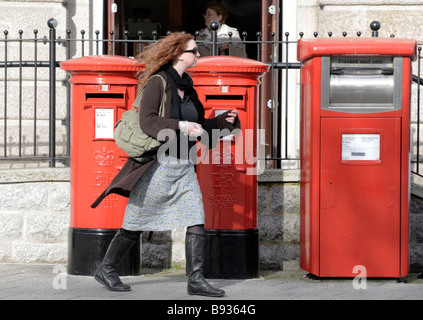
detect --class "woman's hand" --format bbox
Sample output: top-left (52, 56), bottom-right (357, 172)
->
top-left (225, 109), bottom-right (239, 124)
top-left (179, 121), bottom-right (204, 137)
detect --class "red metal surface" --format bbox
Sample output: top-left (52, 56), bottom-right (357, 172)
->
top-left (61, 56), bottom-right (144, 229)
top-left (298, 38), bottom-right (414, 277)
top-left (189, 57), bottom-right (269, 230)
top-left (297, 37), bottom-right (417, 62)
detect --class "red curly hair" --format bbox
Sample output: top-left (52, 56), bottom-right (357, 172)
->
top-left (136, 32), bottom-right (195, 90)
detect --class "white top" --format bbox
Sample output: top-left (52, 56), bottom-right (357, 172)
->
top-left (198, 24), bottom-right (241, 39)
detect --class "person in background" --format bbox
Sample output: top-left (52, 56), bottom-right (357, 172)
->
top-left (92, 32), bottom-right (240, 297)
top-left (197, 1), bottom-right (244, 57)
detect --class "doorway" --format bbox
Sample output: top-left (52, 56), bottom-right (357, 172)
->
top-left (106, 0), bottom-right (280, 164)
top-left (107, 0), bottom-right (263, 59)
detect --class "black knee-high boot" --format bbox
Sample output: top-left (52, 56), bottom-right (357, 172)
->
top-left (94, 229), bottom-right (140, 292)
top-left (185, 232), bottom-right (225, 297)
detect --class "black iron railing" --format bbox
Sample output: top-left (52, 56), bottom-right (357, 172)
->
top-left (0, 18), bottom-right (301, 168)
top-left (0, 18), bottom-right (422, 177)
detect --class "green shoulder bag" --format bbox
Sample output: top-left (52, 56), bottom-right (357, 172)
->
top-left (114, 74), bottom-right (167, 162)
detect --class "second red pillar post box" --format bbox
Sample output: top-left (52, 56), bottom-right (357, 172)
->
top-left (298, 37), bottom-right (417, 278)
top-left (189, 57), bottom-right (269, 279)
top-left (60, 56), bottom-right (144, 276)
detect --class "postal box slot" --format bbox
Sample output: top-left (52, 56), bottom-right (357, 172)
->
top-left (85, 93), bottom-right (125, 101)
top-left (206, 95), bottom-right (244, 102)
top-left (205, 94), bottom-right (245, 108)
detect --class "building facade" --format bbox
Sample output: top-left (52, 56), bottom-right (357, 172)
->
top-left (0, 0), bottom-right (422, 272)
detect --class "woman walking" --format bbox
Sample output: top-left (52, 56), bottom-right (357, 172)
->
top-left (92, 32), bottom-right (240, 297)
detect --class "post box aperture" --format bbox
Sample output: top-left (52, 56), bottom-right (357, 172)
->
top-left (321, 56), bottom-right (403, 112)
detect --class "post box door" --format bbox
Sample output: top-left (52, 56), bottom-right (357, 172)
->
top-left (320, 118), bottom-right (401, 277)
top-left (71, 85), bottom-right (132, 229)
top-left (199, 139), bottom-right (257, 230)
top-left (196, 88), bottom-right (257, 230)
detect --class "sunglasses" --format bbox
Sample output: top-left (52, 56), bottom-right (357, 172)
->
top-left (183, 47), bottom-right (199, 55)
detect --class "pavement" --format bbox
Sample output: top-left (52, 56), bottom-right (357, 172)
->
top-left (1, 263), bottom-right (423, 303)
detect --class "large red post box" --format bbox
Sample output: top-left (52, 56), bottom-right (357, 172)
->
top-left (298, 38), bottom-right (417, 278)
top-left (189, 57), bottom-right (269, 279)
top-left (60, 56), bottom-right (144, 276)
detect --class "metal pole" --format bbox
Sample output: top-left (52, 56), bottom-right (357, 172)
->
top-left (210, 21), bottom-right (219, 56)
top-left (48, 18), bottom-right (57, 167)
top-left (370, 21), bottom-right (380, 37)
top-left (417, 47), bottom-right (422, 174)
top-left (3, 30), bottom-right (8, 158)
top-left (66, 29), bottom-right (71, 163)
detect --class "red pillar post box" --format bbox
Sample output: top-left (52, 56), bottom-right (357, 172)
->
top-left (189, 57), bottom-right (269, 279)
top-left (298, 37), bottom-right (417, 278)
top-left (60, 56), bottom-right (144, 276)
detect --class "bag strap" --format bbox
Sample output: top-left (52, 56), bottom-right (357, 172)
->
top-left (132, 74), bottom-right (167, 117)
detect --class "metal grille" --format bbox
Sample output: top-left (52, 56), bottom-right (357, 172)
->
top-left (0, 18), bottom-right (422, 177)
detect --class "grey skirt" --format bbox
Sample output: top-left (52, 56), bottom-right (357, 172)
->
top-left (122, 155), bottom-right (205, 231)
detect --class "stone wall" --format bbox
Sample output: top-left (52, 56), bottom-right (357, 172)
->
top-left (297, 0), bottom-right (423, 41)
top-left (1, 167), bottom-right (422, 274)
top-left (0, 168), bottom-right (302, 269)
top-left (410, 194), bottom-right (423, 271)
top-left (0, 168), bottom-right (69, 263)
top-left (318, 0), bottom-right (423, 41)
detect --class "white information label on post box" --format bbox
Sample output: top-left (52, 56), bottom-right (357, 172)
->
top-left (95, 108), bottom-right (114, 139)
top-left (342, 134), bottom-right (380, 161)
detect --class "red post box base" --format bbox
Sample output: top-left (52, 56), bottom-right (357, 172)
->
top-left (203, 229), bottom-right (259, 279)
top-left (67, 227), bottom-right (141, 276)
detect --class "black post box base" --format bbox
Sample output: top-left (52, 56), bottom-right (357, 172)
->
top-left (67, 227), bottom-right (141, 276)
top-left (204, 229), bottom-right (259, 279)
